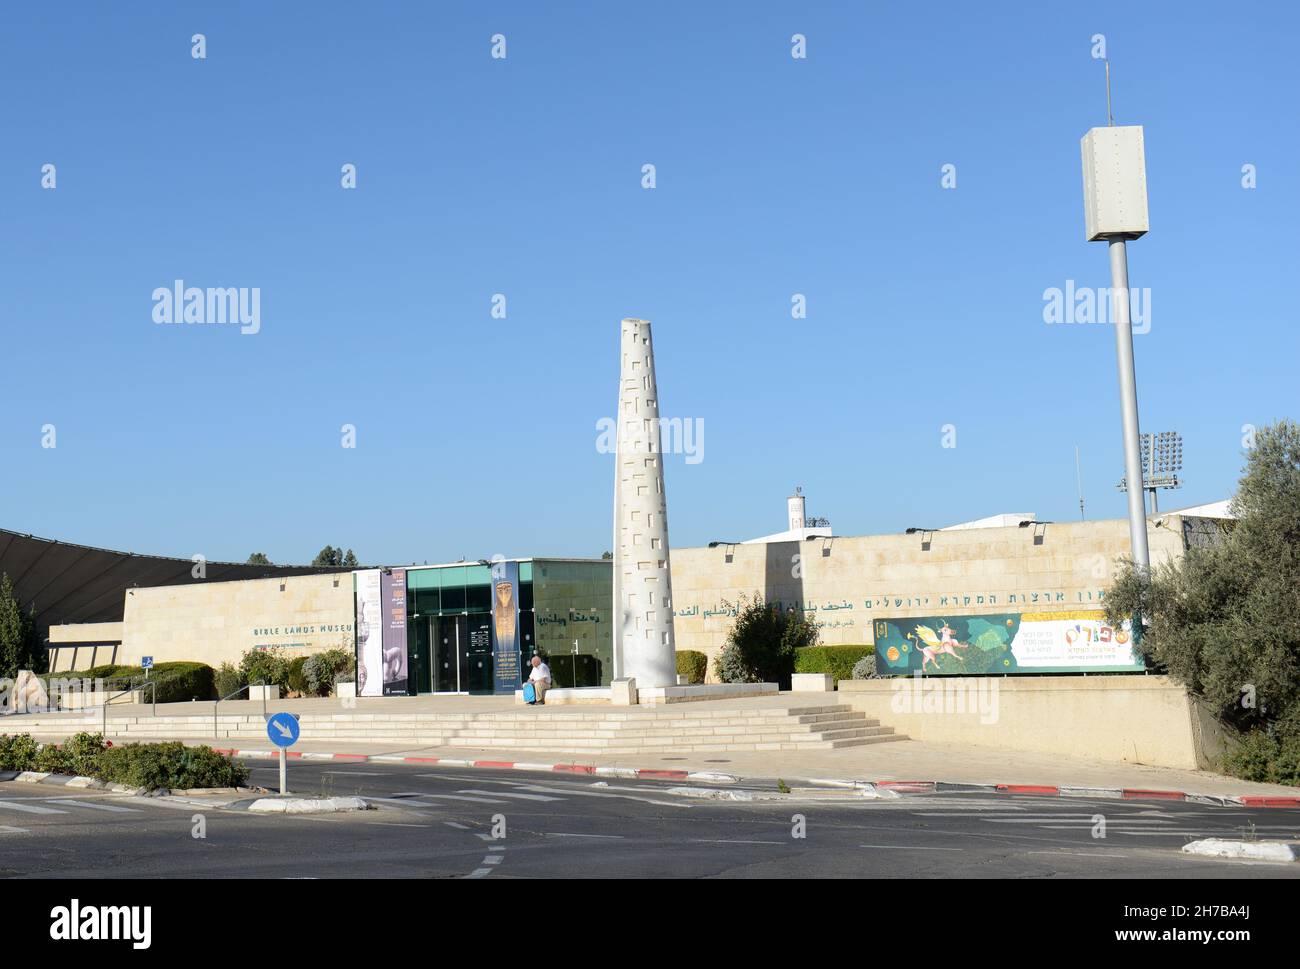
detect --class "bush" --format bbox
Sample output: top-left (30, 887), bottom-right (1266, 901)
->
top-left (0, 733), bottom-right (41, 771)
top-left (214, 662), bottom-right (244, 699)
top-left (287, 656), bottom-right (309, 696)
top-left (304, 648), bottom-right (354, 696)
top-left (146, 662), bottom-right (215, 702)
top-left (676, 650), bottom-right (707, 685)
top-left (62, 732), bottom-right (109, 776)
top-left (96, 741), bottom-right (249, 790)
top-left (795, 645), bottom-right (874, 685)
top-left (714, 594), bottom-right (819, 689)
top-left (851, 656), bottom-right (880, 680)
top-left (1223, 731), bottom-right (1300, 786)
top-left (239, 647), bottom-right (291, 694)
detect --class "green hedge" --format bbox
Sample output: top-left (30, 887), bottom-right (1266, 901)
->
top-left (0, 732), bottom-right (247, 789)
top-left (794, 645), bottom-right (875, 685)
top-left (39, 662), bottom-right (216, 702)
top-left (676, 650), bottom-right (707, 684)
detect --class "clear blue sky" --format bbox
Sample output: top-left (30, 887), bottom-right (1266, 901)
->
top-left (2, 1), bottom-right (1296, 566)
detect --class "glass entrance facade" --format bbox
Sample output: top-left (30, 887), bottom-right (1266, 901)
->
top-left (405, 559), bottom-right (611, 696)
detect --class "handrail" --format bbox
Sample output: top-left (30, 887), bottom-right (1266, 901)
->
top-left (101, 680), bottom-right (156, 737)
top-left (213, 681), bottom-right (267, 739)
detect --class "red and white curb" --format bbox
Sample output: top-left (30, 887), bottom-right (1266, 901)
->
top-left (204, 748), bottom-right (1300, 807)
top-left (210, 748), bottom-right (738, 784)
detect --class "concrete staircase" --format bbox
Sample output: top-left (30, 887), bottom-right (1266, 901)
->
top-left (9, 703), bottom-right (903, 754)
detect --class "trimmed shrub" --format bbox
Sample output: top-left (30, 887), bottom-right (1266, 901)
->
top-left (96, 741), bottom-right (249, 790)
top-left (62, 732), bottom-right (109, 776)
top-left (147, 662), bottom-right (215, 702)
top-left (676, 650), bottom-right (707, 685)
top-left (214, 662), bottom-right (244, 699)
top-left (304, 648), bottom-right (354, 696)
top-left (795, 645), bottom-right (875, 685)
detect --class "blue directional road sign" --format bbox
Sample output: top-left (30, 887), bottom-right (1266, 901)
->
top-left (266, 712), bottom-right (300, 747)
top-left (140, 656), bottom-right (153, 670)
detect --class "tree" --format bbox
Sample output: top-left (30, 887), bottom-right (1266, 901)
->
top-left (714, 593), bottom-right (819, 688)
top-left (246, 552), bottom-right (272, 566)
top-left (311, 546), bottom-right (359, 568)
top-left (1105, 419), bottom-right (1300, 782)
top-left (0, 573), bottom-right (41, 677)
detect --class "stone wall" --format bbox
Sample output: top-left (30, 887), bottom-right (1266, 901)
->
top-left (118, 572), bottom-right (354, 669)
top-left (670, 516), bottom-right (1188, 677)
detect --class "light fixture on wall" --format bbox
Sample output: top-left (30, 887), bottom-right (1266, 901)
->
top-left (707, 540), bottom-right (740, 564)
top-left (805, 534), bottom-right (835, 557)
top-left (905, 527), bottom-right (936, 552)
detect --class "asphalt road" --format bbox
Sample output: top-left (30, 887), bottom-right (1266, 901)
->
top-left (2, 762), bottom-right (1298, 878)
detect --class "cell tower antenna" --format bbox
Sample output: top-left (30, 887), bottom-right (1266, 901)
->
top-left (1105, 60), bottom-right (1114, 126)
top-left (1076, 445), bottom-right (1086, 521)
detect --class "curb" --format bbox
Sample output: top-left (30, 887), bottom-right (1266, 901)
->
top-left (212, 747), bottom-right (739, 784)
top-left (203, 748), bottom-right (1300, 807)
top-left (247, 796), bottom-right (371, 815)
top-left (1182, 839), bottom-right (1298, 862)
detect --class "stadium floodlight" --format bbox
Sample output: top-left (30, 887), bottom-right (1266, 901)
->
top-left (1118, 431), bottom-right (1184, 513)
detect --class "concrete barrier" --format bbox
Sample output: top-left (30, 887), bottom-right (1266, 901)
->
top-left (838, 674), bottom-right (1234, 770)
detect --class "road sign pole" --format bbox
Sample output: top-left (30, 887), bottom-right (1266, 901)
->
top-left (280, 747), bottom-right (287, 795)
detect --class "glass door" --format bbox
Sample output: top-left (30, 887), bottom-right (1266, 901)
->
top-left (465, 613), bottom-right (494, 694)
top-left (433, 615), bottom-right (467, 693)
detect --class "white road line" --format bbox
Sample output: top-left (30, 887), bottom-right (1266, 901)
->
top-left (545, 832), bottom-right (625, 839)
top-left (51, 799), bottom-right (140, 813)
top-left (465, 868), bottom-right (492, 879)
top-left (982, 818), bottom-right (1172, 825)
top-left (1024, 850), bottom-right (1128, 858)
top-left (0, 825), bottom-right (30, 835)
top-left (690, 839), bottom-right (784, 845)
top-left (443, 821), bottom-right (470, 830)
top-left (456, 789), bottom-right (563, 802)
top-left (858, 844), bottom-right (963, 851)
top-left (364, 797), bottom-right (440, 808)
top-left (0, 800), bottom-right (66, 815)
top-left (484, 856), bottom-right (503, 866)
top-left (422, 794), bottom-right (510, 805)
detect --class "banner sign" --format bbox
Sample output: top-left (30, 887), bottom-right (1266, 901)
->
top-left (873, 610), bottom-right (1142, 676)
top-left (355, 570), bottom-right (383, 696)
top-left (492, 561), bottom-right (521, 695)
top-left (381, 568), bottom-right (409, 696)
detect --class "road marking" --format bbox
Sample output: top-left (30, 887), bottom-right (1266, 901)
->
top-left (858, 844), bottom-right (963, 851)
top-left (456, 789), bottom-right (563, 802)
top-left (1024, 850), bottom-right (1128, 858)
top-left (443, 821), bottom-right (470, 830)
top-left (0, 800), bottom-right (66, 815)
top-left (982, 817), bottom-right (1171, 825)
top-left (421, 794), bottom-right (510, 805)
top-left (465, 868), bottom-right (492, 879)
top-left (50, 799), bottom-right (140, 813)
top-left (0, 825), bottom-right (30, 835)
top-left (364, 797), bottom-right (441, 808)
top-left (690, 839), bottom-right (784, 845)
top-left (544, 832), bottom-right (625, 839)
top-left (488, 845), bottom-right (506, 852)
top-left (484, 856), bottom-right (503, 866)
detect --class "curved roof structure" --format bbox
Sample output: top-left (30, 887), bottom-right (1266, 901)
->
top-left (0, 528), bottom-right (349, 643)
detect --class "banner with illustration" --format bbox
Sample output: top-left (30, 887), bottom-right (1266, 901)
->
top-left (354, 570), bottom-right (384, 696)
top-left (873, 611), bottom-right (1142, 676)
top-left (491, 561), bottom-right (521, 695)
top-left (381, 568), bottom-right (409, 696)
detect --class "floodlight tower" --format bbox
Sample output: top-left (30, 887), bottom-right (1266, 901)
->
top-left (1080, 85), bottom-right (1152, 571)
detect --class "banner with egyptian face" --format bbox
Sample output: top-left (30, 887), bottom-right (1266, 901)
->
top-left (873, 611), bottom-right (1143, 675)
top-left (354, 570), bottom-right (384, 696)
top-left (491, 561), bottom-right (522, 694)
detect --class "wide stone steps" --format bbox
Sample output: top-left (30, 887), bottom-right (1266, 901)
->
top-left (7, 703), bottom-right (903, 753)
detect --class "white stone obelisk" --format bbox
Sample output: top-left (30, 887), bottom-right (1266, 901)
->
top-left (612, 317), bottom-right (677, 688)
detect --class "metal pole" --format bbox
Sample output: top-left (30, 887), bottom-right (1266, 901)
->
top-left (279, 748), bottom-right (287, 795)
top-left (1108, 237), bottom-right (1150, 570)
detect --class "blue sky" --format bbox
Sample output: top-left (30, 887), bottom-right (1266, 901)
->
top-left (2, 1), bottom-right (1296, 566)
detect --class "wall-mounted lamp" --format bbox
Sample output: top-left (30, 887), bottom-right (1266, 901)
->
top-left (708, 540), bottom-right (740, 564)
top-left (905, 528), bottom-right (936, 552)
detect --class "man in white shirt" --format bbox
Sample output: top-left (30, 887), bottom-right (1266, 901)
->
top-left (527, 655), bottom-right (552, 705)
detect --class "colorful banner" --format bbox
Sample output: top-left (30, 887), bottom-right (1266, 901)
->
top-left (381, 568), bottom-right (409, 696)
top-left (873, 611), bottom-right (1142, 676)
top-left (354, 570), bottom-right (383, 696)
top-left (492, 561), bottom-right (521, 695)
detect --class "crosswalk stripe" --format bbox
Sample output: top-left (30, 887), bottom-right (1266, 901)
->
top-left (0, 825), bottom-right (30, 835)
top-left (422, 794), bottom-right (510, 805)
top-left (0, 800), bottom-right (67, 815)
top-left (51, 799), bottom-right (140, 813)
top-left (456, 789), bottom-right (563, 802)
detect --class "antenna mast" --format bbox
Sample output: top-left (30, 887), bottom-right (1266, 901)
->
top-left (1076, 445), bottom-right (1086, 521)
